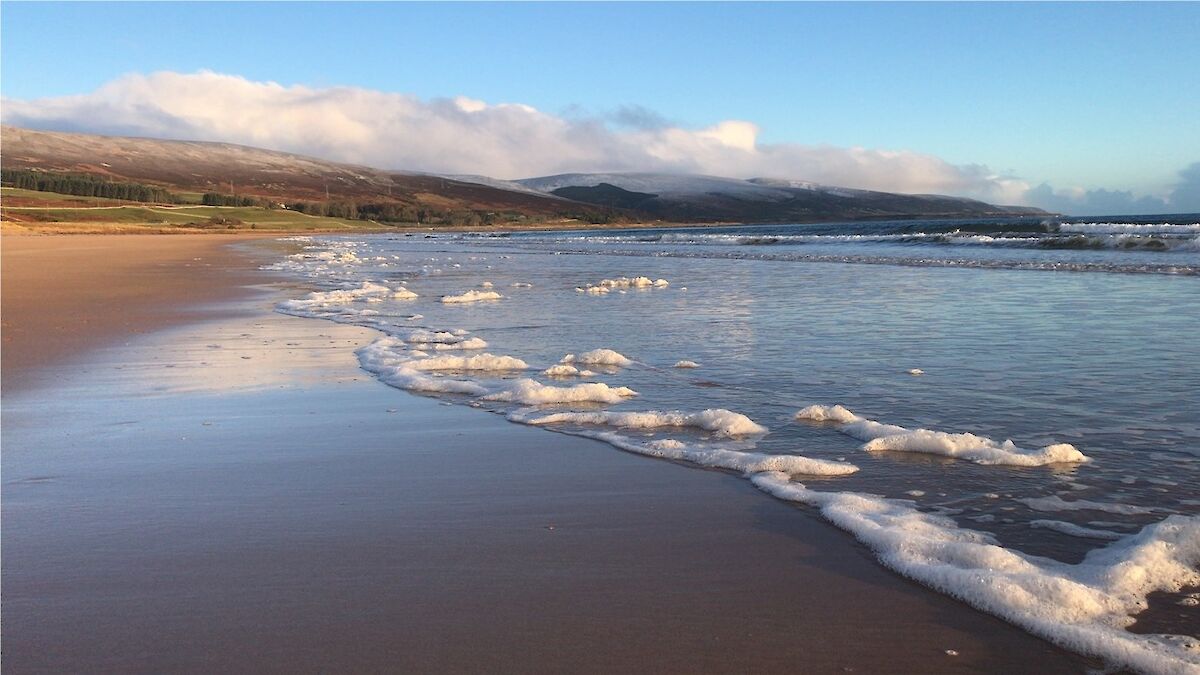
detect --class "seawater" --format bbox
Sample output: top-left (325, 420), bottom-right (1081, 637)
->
top-left (268, 216), bottom-right (1200, 674)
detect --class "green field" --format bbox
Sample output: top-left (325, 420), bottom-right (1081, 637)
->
top-left (1, 186), bottom-right (142, 206)
top-left (2, 187), bottom-right (395, 231)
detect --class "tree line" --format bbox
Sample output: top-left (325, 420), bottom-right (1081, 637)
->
top-left (285, 199), bottom-right (628, 226)
top-left (3, 168), bottom-right (631, 226)
top-left (2, 169), bottom-right (178, 203)
top-left (201, 193), bottom-right (270, 207)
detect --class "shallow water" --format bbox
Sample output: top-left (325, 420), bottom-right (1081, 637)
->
top-left (268, 217), bottom-right (1199, 673)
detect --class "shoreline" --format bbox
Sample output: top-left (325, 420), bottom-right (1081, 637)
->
top-left (1, 233), bottom-right (280, 392)
top-left (1, 234), bottom-right (1089, 672)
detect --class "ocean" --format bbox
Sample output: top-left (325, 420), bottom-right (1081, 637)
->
top-left (268, 215), bottom-right (1200, 674)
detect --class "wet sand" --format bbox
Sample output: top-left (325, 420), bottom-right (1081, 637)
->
top-left (1, 233), bottom-right (267, 392)
top-left (1, 236), bottom-right (1089, 673)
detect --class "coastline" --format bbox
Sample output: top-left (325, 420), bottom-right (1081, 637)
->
top-left (1, 234), bottom-right (1089, 672)
top-left (1, 233), bottom-right (275, 392)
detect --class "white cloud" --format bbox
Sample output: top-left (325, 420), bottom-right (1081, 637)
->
top-left (1021, 165), bottom-right (1199, 216)
top-left (3, 70), bottom-right (1027, 201)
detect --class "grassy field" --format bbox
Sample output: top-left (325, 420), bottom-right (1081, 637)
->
top-left (2, 187), bottom-right (393, 232)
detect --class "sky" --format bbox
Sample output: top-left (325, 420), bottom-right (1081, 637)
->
top-left (2, 2), bottom-right (1198, 215)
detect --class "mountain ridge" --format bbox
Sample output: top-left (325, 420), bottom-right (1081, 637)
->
top-left (2, 126), bottom-right (1050, 224)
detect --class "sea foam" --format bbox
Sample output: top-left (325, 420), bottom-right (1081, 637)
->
top-left (523, 409), bottom-right (768, 437)
top-left (795, 404), bottom-right (1089, 466)
top-left (1018, 495), bottom-right (1157, 516)
top-left (578, 276), bottom-right (670, 294)
top-left (562, 349), bottom-right (634, 367)
top-left (404, 353), bottom-right (528, 371)
top-left (279, 281), bottom-right (416, 313)
top-left (546, 429), bottom-right (858, 477)
top-left (483, 379), bottom-right (638, 405)
top-left (442, 289), bottom-right (503, 303)
top-left (357, 337), bottom-right (489, 396)
top-left (752, 472), bottom-right (1200, 675)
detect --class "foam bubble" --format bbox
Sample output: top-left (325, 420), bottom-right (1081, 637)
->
top-left (795, 404), bottom-right (1089, 467)
top-left (751, 472), bottom-right (1200, 675)
top-left (674, 360), bottom-right (700, 369)
top-left (568, 431), bottom-right (858, 477)
top-left (580, 276), bottom-right (670, 293)
top-left (523, 409), bottom-right (768, 437)
top-left (357, 337), bottom-right (489, 396)
top-left (562, 349), bottom-right (633, 367)
top-left (1030, 520), bottom-right (1124, 541)
top-left (279, 281), bottom-right (414, 313)
top-left (1018, 495), bottom-right (1157, 516)
top-left (441, 290), bottom-right (503, 303)
top-left (483, 379), bottom-right (639, 405)
top-left (405, 353), bottom-right (528, 371)
top-left (409, 337), bottom-right (489, 351)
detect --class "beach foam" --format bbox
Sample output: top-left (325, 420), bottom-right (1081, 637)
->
top-left (405, 353), bottom-right (528, 371)
top-left (357, 337), bottom-right (489, 396)
top-left (410, 337), bottom-right (489, 351)
top-left (1018, 495), bottom-right (1158, 516)
top-left (523, 408), bottom-right (768, 437)
top-left (442, 289), bottom-right (503, 303)
top-left (1030, 520), bottom-right (1125, 541)
top-left (674, 360), bottom-right (700, 369)
top-left (542, 364), bottom-right (595, 377)
top-left (562, 349), bottom-right (633, 367)
top-left (483, 379), bottom-right (638, 405)
top-left (579, 276), bottom-right (670, 294)
top-left (795, 404), bottom-right (1089, 466)
top-left (752, 472), bottom-right (1200, 674)
top-left (560, 430), bottom-right (858, 477)
top-left (279, 281), bottom-right (414, 313)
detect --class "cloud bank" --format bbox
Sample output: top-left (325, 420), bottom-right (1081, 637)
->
top-left (2, 71), bottom-right (1026, 200)
top-left (3, 71), bottom-right (1195, 214)
top-left (1026, 164), bottom-right (1200, 216)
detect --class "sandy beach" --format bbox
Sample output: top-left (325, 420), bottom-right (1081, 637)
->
top-left (1, 233), bottom-right (270, 392)
top-left (0, 234), bottom-right (1091, 673)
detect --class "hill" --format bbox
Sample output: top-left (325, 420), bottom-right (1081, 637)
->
top-left (2, 127), bottom-right (1048, 228)
top-left (517, 172), bottom-right (1048, 222)
top-left (0, 126), bottom-right (608, 226)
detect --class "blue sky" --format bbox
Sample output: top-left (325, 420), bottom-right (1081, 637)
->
top-left (3, 2), bottom-right (1198, 213)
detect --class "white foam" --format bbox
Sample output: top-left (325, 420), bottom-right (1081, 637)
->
top-left (523, 409), bottom-right (768, 438)
top-left (1030, 520), bottom-right (1125, 541)
top-left (279, 281), bottom-right (414, 313)
top-left (751, 471), bottom-right (1200, 674)
top-left (908, 368), bottom-right (925, 376)
top-left (543, 364), bottom-right (588, 377)
top-left (562, 349), bottom-right (633, 367)
top-left (566, 431), bottom-right (858, 477)
top-left (580, 276), bottom-right (670, 293)
top-left (402, 330), bottom-right (470, 345)
top-left (357, 337), bottom-right (489, 396)
top-left (1018, 496), bottom-right (1157, 516)
top-left (674, 360), bottom-right (700, 369)
top-left (410, 337), bottom-right (489, 351)
top-left (795, 404), bottom-right (1089, 467)
top-left (483, 379), bottom-right (639, 405)
top-left (441, 289), bottom-right (503, 304)
top-left (405, 353), bottom-right (528, 371)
